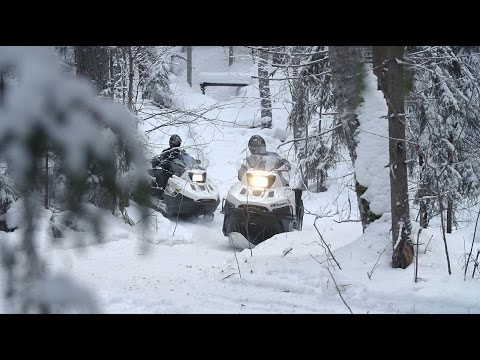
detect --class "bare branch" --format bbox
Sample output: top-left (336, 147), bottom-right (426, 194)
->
top-left (246, 46), bottom-right (329, 57)
top-left (310, 254), bottom-right (353, 314)
top-left (415, 228), bottom-right (421, 282)
top-left (472, 250), bottom-right (480, 278)
top-left (367, 242), bottom-right (390, 280)
top-left (464, 205), bottom-right (480, 279)
top-left (233, 248), bottom-right (242, 280)
top-left (277, 123), bottom-right (342, 149)
top-left (423, 235), bottom-right (434, 254)
top-left (333, 219), bottom-right (361, 223)
top-left (313, 217), bottom-right (342, 270)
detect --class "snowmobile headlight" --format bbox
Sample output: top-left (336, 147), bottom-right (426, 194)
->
top-left (250, 175), bottom-right (268, 188)
top-left (247, 173), bottom-right (276, 188)
top-left (189, 172), bottom-right (206, 183)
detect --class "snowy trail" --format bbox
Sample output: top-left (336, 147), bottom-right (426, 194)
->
top-left (43, 203), bottom-right (364, 313)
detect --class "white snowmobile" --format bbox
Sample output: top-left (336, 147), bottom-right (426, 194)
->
top-left (148, 150), bottom-right (220, 222)
top-left (222, 161), bottom-right (304, 249)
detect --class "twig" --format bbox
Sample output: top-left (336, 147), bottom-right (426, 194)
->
top-left (435, 172), bottom-right (451, 275)
top-left (472, 249), bottom-right (480, 279)
top-left (423, 235), bottom-right (434, 254)
top-left (282, 247), bottom-right (293, 257)
top-left (233, 249), bottom-right (242, 280)
top-left (333, 219), bottom-right (361, 224)
top-left (367, 242), bottom-right (390, 280)
top-left (277, 124), bottom-right (342, 149)
top-left (313, 218), bottom-right (342, 270)
top-left (222, 273), bottom-right (235, 280)
top-left (464, 205), bottom-right (480, 280)
top-left (252, 71), bottom-right (330, 81)
top-left (325, 172), bottom-right (355, 181)
top-left (134, 210), bottom-right (156, 225)
top-left (415, 228), bottom-right (421, 283)
top-left (310, 254), bottom-right (352, 314)
top-left (357, 127), bottom-right (418, 147)
top-left (245, 46), bottom-right (328, 57)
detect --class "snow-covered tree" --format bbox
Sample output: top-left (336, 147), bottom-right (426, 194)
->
top-left (136, 46), bottom-right (174, 109)
top-left (405, 46), bottom-right (480, 232)
top-left (286, 46), bottom-right (335, 192)
top-left (330, 46), bottom-right (385, 230)
top-left (0, 47), bottom-right (151, 313)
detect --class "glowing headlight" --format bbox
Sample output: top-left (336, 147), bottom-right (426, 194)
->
top-left (192, 174), bottom-right (204, 182)
top-left (249, 175), bottom-right (268, 188)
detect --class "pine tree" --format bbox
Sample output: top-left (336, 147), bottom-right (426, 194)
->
top-left (406, 46), bottom-right (480, 231)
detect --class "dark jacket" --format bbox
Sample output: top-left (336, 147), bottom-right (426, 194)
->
top-left (152, 147), bottom-right (182, 169)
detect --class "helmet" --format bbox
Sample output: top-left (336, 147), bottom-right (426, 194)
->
top-left (248, 135), bottom-right (266, 154)
top-left (169, 134), bottom-right (182, 148)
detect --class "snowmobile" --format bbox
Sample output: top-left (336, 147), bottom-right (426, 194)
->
top-left (222, 162), bottom-right (304, 249)
top-left (148, 150), bottom-right (220, 222)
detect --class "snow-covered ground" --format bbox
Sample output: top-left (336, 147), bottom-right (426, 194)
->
top-left (1, 46), bottom-right (480, 313)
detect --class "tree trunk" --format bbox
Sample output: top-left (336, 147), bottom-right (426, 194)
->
top-left (74, 46), bottom-right (110, 94)
top-left (44, 148), bottom-right (48, 209)
top-left (372, 47), bottom-right (388, 91)
top-left (446, 133), bottom-right (455, 233)
top-left (257, 47), bottom-right (272, 128)
top-left (0, 69), bottom-right (4, 105)
top-left (229, 46), bottom-right (234, 66)
top-left (127, 47), bottom-right (134, 113)
top-left (122, 48), bottom-right (127, 106)
top-left (330, 46), bottom-right (364, 163)
top-left (317, 113), bottom-right (328, 192)
top-left (418, 153), bottom-right (429, 228)
top-left (119, 142), bottom-right (131, 214)
top-left (112, 159), bottom-right (117, 215)
top-left (109, 48), bottom-right (115, 99)
top-left (304, 108), bottom-right (310, 190)
top-left (418, 104), bottom-right (429, 229)
top-left (447, 199), bottom-right (453, 233)
top-left (330, 46), bottom-right (380, 230)
top-left (187, 46), bottom-right (192, 87)
top-left (272, 46), bottom-right (286, 65)
top-left (374, 46), bottom-right (414, 269)
top-left (114, 49), bottom-right (121, 101)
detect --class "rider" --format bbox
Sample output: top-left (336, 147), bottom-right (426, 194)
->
top-left (151, 134), bottom-right (189, 197)
top-left (238, 135), bottom-right (291, 181)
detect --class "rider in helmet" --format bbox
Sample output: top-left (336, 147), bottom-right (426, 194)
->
top-left (238, 135), bottom-right (291, 181)
top-left (152, 134), bottom-right (183, 167)
top-left (248, 134), bottom-right (267, 155)
top-left (151, 134), bottom-right (186, 197)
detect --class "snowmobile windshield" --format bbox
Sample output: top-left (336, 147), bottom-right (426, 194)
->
top-left (237, 152), bottom-right (291, 185)
top-left (241, 153), bottom-right (290, 173)
top-left (170, 151), bottom-right (200, 176)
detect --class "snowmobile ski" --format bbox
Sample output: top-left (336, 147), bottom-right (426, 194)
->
top-left (228, 232), bottom-right (255, 250)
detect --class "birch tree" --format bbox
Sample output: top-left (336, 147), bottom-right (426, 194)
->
top-left (257, 46), bottom-right (272, 128)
